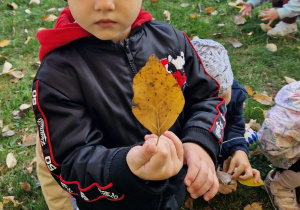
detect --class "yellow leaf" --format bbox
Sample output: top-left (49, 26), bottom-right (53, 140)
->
top-left (259, 23), bottom-right (272, 32)
top-left (237, 177), bottom-right (264, 187)
top-left (190, 13), bottom-right (199, 19)
top-left (205, 7), bottom-right (215, 13)
top-left (235, 6), bottom-right (243, 9)
top-left (0, 202), bottom-right (3, 210)
top-left (244, 85), bottom-right (253, 96)
top-left (132, 55), bottom-right (185, 144)
top-left (42, 14), bottom-right (57, 22)
top-left (297, 46), bottom-right (300, 49)
top-left (244, 202), bottom-right (263, 210)
top-left (253, 94), bottom-right (274, 106)
top-left (0, 40), bottom-right (10, 48)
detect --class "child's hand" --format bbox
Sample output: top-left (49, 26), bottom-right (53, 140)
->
top-left (126, 131), bottom-right (183, 181)
top-left (238, 2), bottom-right (254, 18)
top-left (223, 151), bottom-right (261, 183)
top-left (258, 8), bottom-right (279, 26)
top-left (183, 143), bottom-right (219, 201)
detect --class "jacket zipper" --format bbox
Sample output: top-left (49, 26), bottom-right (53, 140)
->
top-left (124, 40), bottom-right (138, 76)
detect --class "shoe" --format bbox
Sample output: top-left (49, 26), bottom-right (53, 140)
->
top-left (264, 169), bottom-right (300, 210)
top-left (267, 21), bottom-right (298, 36)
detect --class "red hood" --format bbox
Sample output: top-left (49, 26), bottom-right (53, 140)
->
top-left (37, 7), bottom-right (152, 61)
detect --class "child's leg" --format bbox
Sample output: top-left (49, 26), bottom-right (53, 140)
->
top-left (277, 169), bottom-right (300, 188)
top-left (36, 135), bottom-right (74, 210)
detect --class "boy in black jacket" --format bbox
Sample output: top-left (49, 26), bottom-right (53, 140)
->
top-left (33, 1), bottom-right (226, 209)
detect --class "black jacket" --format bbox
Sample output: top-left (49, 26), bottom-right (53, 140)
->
top-left (32, 18), bottom-right (226, 209)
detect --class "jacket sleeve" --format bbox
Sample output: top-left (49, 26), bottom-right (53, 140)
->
top-left (220, 80), bottom-right (249, 162)
top-left (277, 0), bottom-right (300, 19)
top-left (32, 56), bottom-right (167, 204)
top-left (179, 33), bottom-right (227, 165)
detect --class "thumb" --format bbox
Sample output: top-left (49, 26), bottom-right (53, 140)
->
top-left (127, 141), bottom-right (157, 170)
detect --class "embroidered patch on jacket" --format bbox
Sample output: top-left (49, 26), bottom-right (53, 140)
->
top-left (160, 50), bottom-right (186, 88)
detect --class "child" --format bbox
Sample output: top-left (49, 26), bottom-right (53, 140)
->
top-left (191, 39), bottom-right (261, 194)
top-left (258, 81), bottom-right (300, 210)
top-left (239, 0), bottom-right (300, 36)
top-left (32, 1), bottom-right (227, 209)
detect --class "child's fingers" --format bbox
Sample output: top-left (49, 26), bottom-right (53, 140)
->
top-left (236, 167), bottom-right (253, 180)
top-left (144, 134), bottom-right (157, 141)
top-left (162, 131), bottom-right (183, 161)
top-left (252, 169), bottom-right (261, 184)
top-left (222, 156), bottom-right (232, 172)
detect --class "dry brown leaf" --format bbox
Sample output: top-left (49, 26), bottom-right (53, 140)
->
top-left (244, 85), bottom-right (254, 96)
top-left (0, 39), bottom-right (10, 47)
top-left (25, 9), bottom-right (31, 14)
top-left (7, 2), bottom-right (18, 10)
top-left (217, 169), bottom-right (233, 185)
top-left (0, 201), bottom-right (3, 210)
top-left (20, 180), bottom-right (31, 192)
top-left (253, 94), bottom-right (274, 106)
top-left (30, 157), bottom-right (37, 165)
top-left (163, 10), bottom-right (170, 22)
top-left (234, 15), bottom-right (246, 25)
top-left (6, 152), bottom-right (17, 169)
top-left (132, 55), bottom-right (185, 144)
top-left (244, 202), bottom-right (262, 210)
top-left (23, 166), bottom-right (33, 174)
top-left (184, 197), bottom-right (194, 210)
top-left (9, 71), bottom-right (24, 79)
top-left (24, 36), bottom-right (32, 44)
top-left (266, 43), bottom-right (277, 52)
top-left (246, 119), bottom-right (261, 132)
top-left (260, 23), bottom-right (272, 32)
top-left (228, 39), bottom-right (243, 48)
top-left (284, 76), bottom-right (296, 84)
top-left (0, 164), bottom-right (8, 175)
top-left (20, 104), bottom-right (31, 111)
top-left (2, 196), bottom-right (22, 207)
top-left (150, 0), bottom-right (158, 3)
top-left (22, 134), bottom-right (37, 146)
top-left (205, 7), bottom-right (215, 13)
top-left (228, 0), bottom-right (243, 7)
top-left (42, 14), bottom-right (57, 22)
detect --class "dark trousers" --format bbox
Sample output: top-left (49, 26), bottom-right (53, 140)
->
top-left (272, 0), bottom-right (299, 23)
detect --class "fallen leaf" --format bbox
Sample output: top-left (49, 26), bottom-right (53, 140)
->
top-left (234, 15), bottom-right (246, 25)
top-left (29, 0), bottom-right (40, 4)
top-left (218, 23), bottom-right (225, 27)
top-left (20, 104), bottom-right (31, 110)
top-left (190, 13), bottom-right (200, 19)
top-left (132, 55), bottom-right (185, 144)
top-left (205, 7), bottom-right (215, 14)
top-left (25, 9), bottom-right (31, 14)
top-left (2, 196), bottom-right (22, 207)
top-left (244, 202), bottom-right (263, 210)
top-left (6, 152), bottom-right (17, 169)
top-left (2, 130), bottom-right (15, 137)
top-left (244, 85), bottom-right (254, 96)
top-left (284, 76), bottom-right (296, 84)
top-left (297, 46), bottom-right (300, 49)
top-left (228, 0), bottom-right (243, 7)
top-left (237, 177), bottom-right (264, 186)
top-left (163, 10), bottom-right (171, 22)
top-left (9, 71), bottom-right (24, 79)
top-left (235, 5), bottom-right (243, 9)
top-left (42, 14), bottom-right (57, 22)
top-left (246, 119), bottom-right (261, 131)
top-left (198, 4), bottom-right (204, 13)
top-left (228, 39), bottom-right (243, 48)
top-left (180, 3), bottom-right (189, 7)
top-left (217, 170), bottom-right (233, 185)
top-left (253, 94), bottom-right (274, 106)
top-left (22, 134), bottom-right (37, 146)
top-left (23, 166), bottom-right (33, 174)
top-left (47, 8), bottom-right (56, 12)
top-left (7, 2), bottom-right (18, 10)
top-left (260, 23), bottom-right (272, 32)
top-left (24, 36), bottom-right (32, 44)
top-left (150, 0), bottom-right (158, 3)
top-left (266, 43), bottom-right (277, 52)
top-left (20, 180), bottom-right (31, 192)
top-left (2, 61), bottom-right (13, 73)
top-left (30, 157), bottom-right (37, 165)
top-left (0, 202), bottom-right (3, 210)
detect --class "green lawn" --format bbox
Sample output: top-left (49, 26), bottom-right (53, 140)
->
top-left (0, 0), bottom-right (299, 209)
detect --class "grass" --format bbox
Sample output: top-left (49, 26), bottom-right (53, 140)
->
top-left (0, 0), bottom-right (299, 209)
